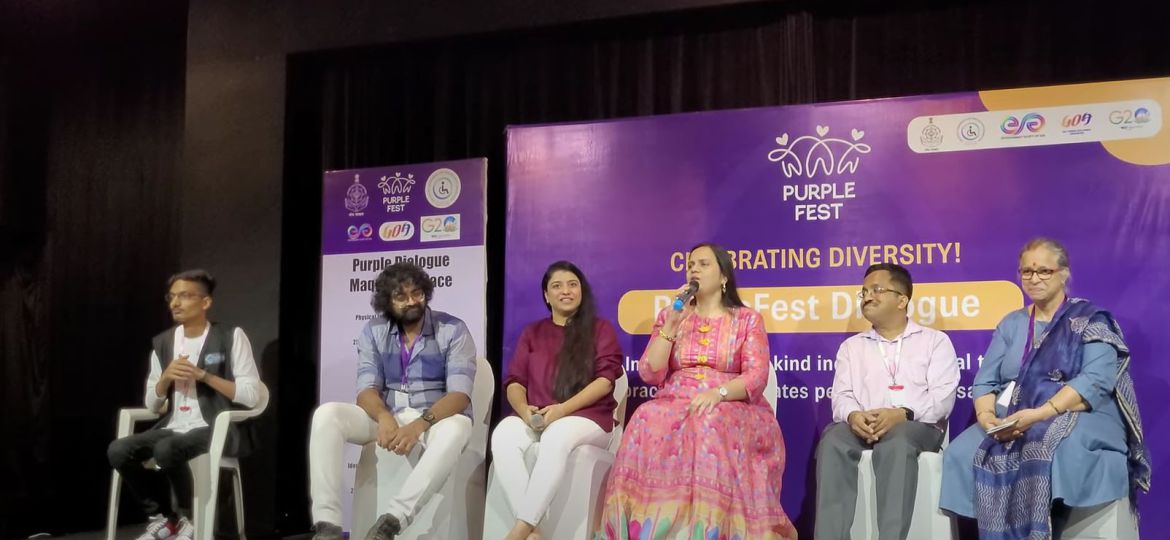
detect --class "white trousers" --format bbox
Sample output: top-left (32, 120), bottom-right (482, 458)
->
top-left (309, 401), bottom-right (472, 526)
top-left (489, 415), bottom-right (610, 525)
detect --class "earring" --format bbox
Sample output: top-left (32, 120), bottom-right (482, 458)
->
top-left (721, 282), bottom-right (727, 293)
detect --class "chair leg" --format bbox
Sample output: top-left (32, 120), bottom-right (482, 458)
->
top-left (188, 456), bottom-right (212, 540)
top-left (107, 470), bottom-right (123, 540)
top-left (232, 468), bottom-right (246, 540)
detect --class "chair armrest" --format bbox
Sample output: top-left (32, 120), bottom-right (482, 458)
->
top-left (116, 408), bottom-right (162, 439)
top-left (208, 381), bottom-right (270, 462)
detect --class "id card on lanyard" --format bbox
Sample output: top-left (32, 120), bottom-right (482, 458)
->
top-left (997, 304), bottom-right (1044, 409)
top-left (394, 333), bottom-right (420, 410)
top-left (877, 337), bottom-right (907, 407)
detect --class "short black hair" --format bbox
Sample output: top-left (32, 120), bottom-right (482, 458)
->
top-left (864, 263), bottom-right (913, 299)
top-left (371, 262), bottom-right (434, 318)
top-left (167, 269), bottom-right (216, 296)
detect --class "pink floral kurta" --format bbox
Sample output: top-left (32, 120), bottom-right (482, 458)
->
top-left (596, 307), bottom-right (796, 540)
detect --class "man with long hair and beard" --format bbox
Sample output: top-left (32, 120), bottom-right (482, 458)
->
top-left (492, 261), bottom-right (624, 540)
top-left (308, 262), bottom-right (478, 540)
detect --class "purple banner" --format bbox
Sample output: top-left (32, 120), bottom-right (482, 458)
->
top-left (323, 159), bottom-right (486, 254)
top-left (320, 158), bottom-right (488, 530)
top-left (504, 79), bottom-right (1169, 536)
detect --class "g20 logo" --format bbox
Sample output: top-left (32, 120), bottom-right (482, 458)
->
top-left (378, 221), bottom-right (415, 242)
top-left (1000, 113), bottom-right (1045, 135)
top-left (346, 223), bottom-right (373, 241)
top-left (441, 215), bottom-right (458, 232)
top-left (1110, 108), bottom-right (1151, 125)
top-left (420, 217), bottom-right (442, 233)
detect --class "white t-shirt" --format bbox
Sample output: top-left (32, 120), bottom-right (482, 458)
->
top-left (144, 325), bottom-right (261, 433)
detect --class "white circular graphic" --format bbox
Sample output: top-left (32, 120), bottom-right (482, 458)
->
top-left (425, 168), bottom-right (461, 209)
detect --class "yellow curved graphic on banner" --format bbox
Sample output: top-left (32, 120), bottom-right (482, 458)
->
top-left (979, 78), bottom-right (1170, 165)
top-left (618, 281), bottom-right (1023, 334)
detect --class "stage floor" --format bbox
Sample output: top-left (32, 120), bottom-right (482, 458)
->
top-left (43, 526), bottom-right (312, 540)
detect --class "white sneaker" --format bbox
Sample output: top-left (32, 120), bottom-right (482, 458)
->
top-left (172, 517), bottom-right (195, 540)
top-left (134, 515), bottom-right (178, 540)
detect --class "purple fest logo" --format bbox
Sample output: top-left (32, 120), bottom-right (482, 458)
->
top-left (377, 172), bottom-right (416, 195)
top-left (1000, 112), bottom-right (1045, 135)
top-left (344, 174), bottom-right (369, 214)
top-left (767, 125), bottom-right (872, 179)
top-left (767, 125), bottom-right (869, 222)
top-left (377, 172), bottom-right (415, 213)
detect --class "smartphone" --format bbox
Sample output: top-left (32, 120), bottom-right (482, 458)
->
top-left (985, 418), bottom-right (1019, 435)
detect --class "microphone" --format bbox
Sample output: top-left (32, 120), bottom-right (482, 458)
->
top-left (672, 281), bottom-right (699, 311)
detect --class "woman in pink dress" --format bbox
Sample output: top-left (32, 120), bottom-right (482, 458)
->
top-left (596, 243), bottom-right (796, 540)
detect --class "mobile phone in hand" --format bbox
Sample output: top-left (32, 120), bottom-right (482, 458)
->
top-left (985, 418), bottom-right (1019, 435)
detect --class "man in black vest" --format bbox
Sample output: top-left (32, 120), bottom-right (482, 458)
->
top-left (107, 269), bottom-right (262, 540)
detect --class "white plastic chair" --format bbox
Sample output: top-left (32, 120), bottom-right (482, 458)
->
top-left (1062, 498), bottom-right (1139, 540)
top-left (350, 358), bottom-right (493, 540)
top-left (105, 382), bottom-right (270, 540)
top-left (482, 372), bottom-right (630, 539)
top-left (849, 422), bottom-right (955, 540)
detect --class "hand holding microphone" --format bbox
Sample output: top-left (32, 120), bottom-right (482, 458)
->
top-left (662, 281), bottom-right (699, 336)
top-left (672, 281), bottom-right (699, 311)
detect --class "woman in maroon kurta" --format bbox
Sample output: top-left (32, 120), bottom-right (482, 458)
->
top-left (492, 261), bottom-right (624, 540)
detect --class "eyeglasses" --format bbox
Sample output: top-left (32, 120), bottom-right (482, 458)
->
top-left (857, 286), bottom-right (907, 300)
top-left (164, 292), bottom-right (205, 303)
top-left (1019, 267), bottom-right (1061, 280)
top-left (392, 290), bottom-right (426, 304)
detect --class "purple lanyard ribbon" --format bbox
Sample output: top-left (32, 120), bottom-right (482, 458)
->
top-left (1020, 299), bottom-right (1066, 370)
top-left (398, 333), bottom-right (418, 387)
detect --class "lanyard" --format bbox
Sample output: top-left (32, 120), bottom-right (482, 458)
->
top-left (876, 337), bottom-right (903, 388)
top-left (1020, 299), bottom-right (1066, 370)
top-left (1021, 305), bottom-right (1038, 369)
top-left (398, 332), bottom-right (419, 387)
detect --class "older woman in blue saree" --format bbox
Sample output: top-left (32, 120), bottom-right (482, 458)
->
top-left (940, 238), bottom-right (1150, 539)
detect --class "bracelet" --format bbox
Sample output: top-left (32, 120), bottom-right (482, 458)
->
top-left (1046, 399), bottom-right (1062, 415)
top-left (658, 329), bottom-right (677, 342)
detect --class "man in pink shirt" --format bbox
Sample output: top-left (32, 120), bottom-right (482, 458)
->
top-left (814, 263), bottom-right (960, 540)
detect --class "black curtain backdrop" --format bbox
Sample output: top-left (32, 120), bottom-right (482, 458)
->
top-left (281, 0), bottom-right (1169, 537)
top-left (2, 0), bottom-right (1169, 539)
top-left (0, 2), bottom-right (188, 538)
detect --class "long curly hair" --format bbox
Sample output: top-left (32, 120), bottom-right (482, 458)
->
top-left (370, 262), bottom-right (434, 322)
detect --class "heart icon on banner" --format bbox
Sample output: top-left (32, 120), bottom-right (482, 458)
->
top-left (851, 129), bottom-right (865, 140)
top-left (816, 125), bottom-right (829, 137)
top-left (775, 134), bottom-right (789, 146)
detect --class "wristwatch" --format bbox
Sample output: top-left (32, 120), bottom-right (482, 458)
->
top-left (900, 407), bottom-right (915, 421)
top-left (420, 410), bottom-right (437, 426)
top-left (717, 386), bottom-right (729, 400)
